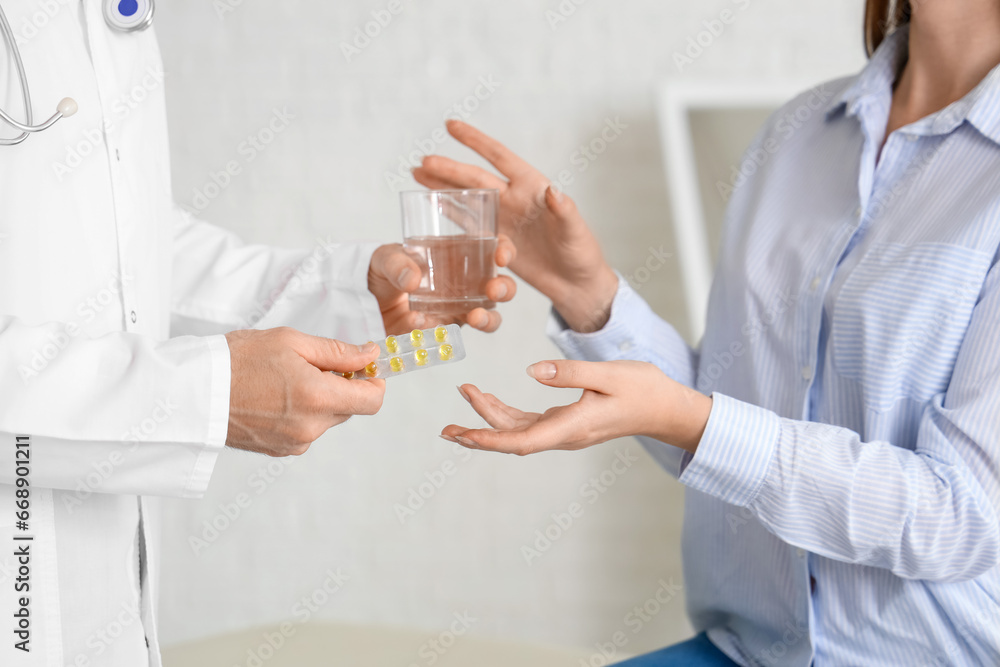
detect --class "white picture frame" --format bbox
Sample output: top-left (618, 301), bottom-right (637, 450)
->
top-left (657, 80), bottom-right (815, 341)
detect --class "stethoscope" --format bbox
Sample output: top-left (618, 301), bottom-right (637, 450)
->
top-left (0, 0), bottom-right (154, 146)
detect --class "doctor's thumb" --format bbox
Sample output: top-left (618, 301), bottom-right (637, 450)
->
top-left (298, 335), bottom-right (380, 373)
top-left (374, 244), bottom-right (423, 293)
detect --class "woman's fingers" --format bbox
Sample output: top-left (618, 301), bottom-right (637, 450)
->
top-left (525, 359), bottom-right (624, 393)
top-left (456, 384), bottom-right (534, 430)
top-left (446, 428), bottom-right (538, 455)
top-left (417, 155), bottom-right (508, 191)
top-left (544, 185), bottom-right (584, 225)
top-left (446, 120), bottom-right (538, 180)
top-left (440, 424), bottom-right (539, 455)
top-left (444, 417), bottom-right (570, 456)
top-left (442, 389), bottom-right (601, 455)
top-left (411, 168), bottom-right (458, 192)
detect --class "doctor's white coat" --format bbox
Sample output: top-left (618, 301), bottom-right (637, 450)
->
top-left (0, 1), bottom-right (384, 664)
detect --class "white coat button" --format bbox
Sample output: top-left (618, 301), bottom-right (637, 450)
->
top-left (130, 310), bottom-right (137, 323)
top-left (116, 149), bottom-right (121, 161)
top-left (801, 366), bottom-right (813, 381)
top-left (810, 276), bottom-right (822, 292)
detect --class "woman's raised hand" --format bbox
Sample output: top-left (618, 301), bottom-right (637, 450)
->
top-left (413, 120), bottom-right (619, 333)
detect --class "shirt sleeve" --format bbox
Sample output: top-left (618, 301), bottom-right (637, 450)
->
top-left (170, 207), bottom-right (385, 342)
top-left (547, 273), bottom-right (701, 477)
top-left (680, 262), bottom-right (1000, 583)
top-left (0, 317), bottom-right (229, 499)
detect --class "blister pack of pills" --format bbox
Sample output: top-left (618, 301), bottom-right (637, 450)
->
top-left (340, 324), bottom-right (466, 380)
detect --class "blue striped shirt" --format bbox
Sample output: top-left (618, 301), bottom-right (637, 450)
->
top-left (550, 27), bottom-right (1000, 666)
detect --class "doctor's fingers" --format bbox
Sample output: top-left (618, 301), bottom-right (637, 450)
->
top-left (314, 376), bottom-right (386, 417)
top-left (464, 307), bottom-right (502, 333)
top-left (495, 234), bottom-right (517, 267)
top-left (445, 120), bottom-right (539, 181)
top-left (371, 244), bottom-right (423, 293)
top-left (485, 275), bottom-right (517, 303)
top-left (290, 332), bottom-right (381, 374)
top-left (414, 156), bottom-right (508, 192)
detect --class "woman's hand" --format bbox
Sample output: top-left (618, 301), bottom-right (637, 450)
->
top-left (413, 120), bottom-right (619, 333)
top-left (368, 239), bottom-right (517, 336)
top-left (441, 360), bottom-right (713, 455)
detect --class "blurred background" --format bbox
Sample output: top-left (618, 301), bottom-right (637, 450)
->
top-left (155, 0), bottom-right (865, 662)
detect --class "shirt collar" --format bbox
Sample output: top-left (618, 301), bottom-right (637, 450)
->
top-left (964, 66), bottom-right (1000, 145)
top-left (825, 26), bottom-right (908, 120)
top-left (825, 25), bottom-right (1000, 146)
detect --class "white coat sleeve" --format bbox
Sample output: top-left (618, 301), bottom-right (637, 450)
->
top-left (0, 317), bottom-right (230, 499)
top-left (170, 208), bottom-right (386, 342)
top-left (0, 212), bottom-right (386, 501)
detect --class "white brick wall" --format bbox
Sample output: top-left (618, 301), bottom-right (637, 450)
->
top-left (155, 0), bottom-right (865, 654)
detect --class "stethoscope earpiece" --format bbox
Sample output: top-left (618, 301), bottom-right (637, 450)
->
top-left (57, 98), bottom-right (79, 118)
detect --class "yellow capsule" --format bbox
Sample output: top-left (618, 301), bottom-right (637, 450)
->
top-left (390, 357), bottom-right (404, 373)
top-left (439, 344), bottom-right (454, 361)
top-left (415, 349), bottom-right (429, 366)
top-left (343, 371), bottom-right (355, 380)
top-left (434, 326), bottom-right (448, 343)
top-left (386, 336), bottom-right (399, 353)
top-left (410, 328), bottom-right (425, 346)
top-left (364, 362), bottom-right (378, 378)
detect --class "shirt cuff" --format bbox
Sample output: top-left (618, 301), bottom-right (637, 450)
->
top-left (329, 240), bottom-right (384, 340)
top-left (546, 273), bottom-right (644, 362)
top-left (184, 333), bottom-right (231, 497)
top-left (678, 393), bottom-right (781, 507)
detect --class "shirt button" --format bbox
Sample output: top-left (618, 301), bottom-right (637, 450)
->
top-left (854, 206), bottom-right (863, 218)
top-left (618, 341), bottom-right (633, 353)
top-left (906, 134), bottom-right (918, 142)
top-left (116, 148), bottom-right (121, 161)
top-left (810, 276), bottom-right (822, 292)
top-left (801, 366), bottom-right (814, 381)
top-left (130, 310), bottom-right (137, 324)
top-left (796, 548), bottom-right (807, 558)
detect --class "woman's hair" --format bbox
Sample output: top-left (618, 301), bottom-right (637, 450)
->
top-left (865, 0), bottom-right (912, 56)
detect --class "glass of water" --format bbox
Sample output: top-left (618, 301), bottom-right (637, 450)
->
top-left (400, 189), bottom-right (499, 317)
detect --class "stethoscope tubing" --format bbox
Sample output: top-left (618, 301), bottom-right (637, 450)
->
top-left (0, 2), bottom-right (34, 145)
top-left (0, 0), bottom-right (151, 145)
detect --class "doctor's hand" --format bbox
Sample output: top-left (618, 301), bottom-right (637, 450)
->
top-left (413, 120), bottom-right (619, 333)
top-left (368, 241), bottom-right (517, 335)
top-left (441, 360), bottom-right (713, 456)
top-left (225, 328), bottom-right (385, 457)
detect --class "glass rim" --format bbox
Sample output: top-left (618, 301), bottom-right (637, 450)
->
top-left (399, 188), bottom-right (500, 197)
